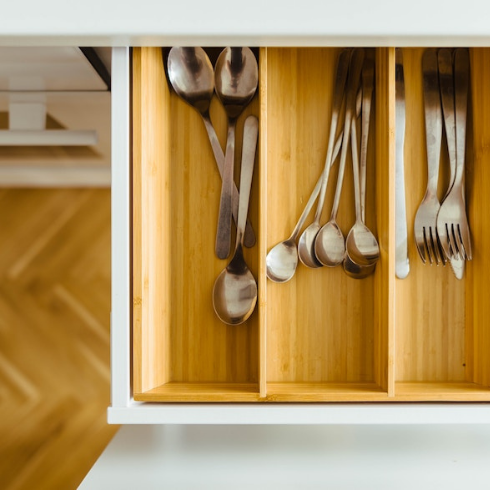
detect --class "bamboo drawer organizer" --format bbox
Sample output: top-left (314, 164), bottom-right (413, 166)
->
top-left (132, 46), bottom-right (490, 403)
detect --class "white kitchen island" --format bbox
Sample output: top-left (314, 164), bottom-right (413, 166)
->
top-left (3, 1), bottom-right (490, 488)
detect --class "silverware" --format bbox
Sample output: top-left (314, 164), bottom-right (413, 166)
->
top-left (212, 116), bottom-right (258, 324)
top-left (414, 48), bottom-right (445, 265)
top-left (214, 47), bottom-right (258, 260)
top-left (345, 57), bottom-right (379, 268)
top-left (166, 47), bottom-right (256, 249)
top-left (314, 48), bottom-right (365, 267)
top-left (395, 49), bottom-right (410, 278)
top-left (437, 48), bottom-right (472, 263)
top-left (266, 134), bottom-right (343, 283)
top-left (297, 48), bottom-right (351, 269)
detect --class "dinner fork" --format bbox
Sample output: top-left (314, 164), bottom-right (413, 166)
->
top-left (414, 49), bottom-right (446, 264)
top-left (436, 48), bottom-right (472, 261)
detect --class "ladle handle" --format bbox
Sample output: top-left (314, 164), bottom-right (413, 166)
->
top-left (236, 116), bottom-right (259, 246)
top-left (202, 114), bottom-right (256, 247)
top-left (215, 118), bottom-right (237, 259)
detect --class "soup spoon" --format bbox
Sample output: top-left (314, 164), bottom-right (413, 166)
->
top-left (213, 116), bottom-right (258, 325)
top-left (166, 47), bottom-right (256, 248)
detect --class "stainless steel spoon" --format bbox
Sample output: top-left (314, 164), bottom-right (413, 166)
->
top-left (266, 134), bottom-right (343, 283)
top-left (343, 58), bottom-right (377, 279)
top-left (214, 47), bottom-right (258, 259)
top-left (297, 48), bottom-right (351, 269)
top-left (315, 48), bottom-right (365, 267)
top-left (213, 116), bottom-right (258, 325)
top-left (345, 60), bottom-right (380, 267)
top-left (167, 47), bottom-right (256, 248)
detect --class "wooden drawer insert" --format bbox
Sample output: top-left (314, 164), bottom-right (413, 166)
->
top-left (131, 46), bottom-right (490, 402)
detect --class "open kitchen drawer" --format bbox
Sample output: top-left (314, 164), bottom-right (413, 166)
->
top-left (129, 46), bottom-right (490, 405)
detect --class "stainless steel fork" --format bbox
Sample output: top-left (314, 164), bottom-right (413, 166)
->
top-left (414, 48), bottom-right (446, 264)
top-left (436, 48), bottom-right (472, 261)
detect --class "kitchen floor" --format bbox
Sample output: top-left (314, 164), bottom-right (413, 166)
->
top-left (0, 188), bottom-right (118, 489)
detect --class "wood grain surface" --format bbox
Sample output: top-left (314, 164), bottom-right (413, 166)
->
top-left (0, 188), bottom-right (117, 490)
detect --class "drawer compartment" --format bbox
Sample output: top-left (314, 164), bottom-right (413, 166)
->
top-left (132, 46), bottom-right (490, 402)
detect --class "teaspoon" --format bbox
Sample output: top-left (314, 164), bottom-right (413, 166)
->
top-left (297, 49), bottom-right (351, 269)
top-left (215, 47), bottom-right (258, 259)
top-left (166, 47), bottom-right (256, 248)
top-left (344, 57), bottom-right (379, 272)
top-left (266, 134), bottom-right (343, 282)
top-left (213, 116), bottom-right (258, 325)
top-left (315, 48), bottom-right (365, 267)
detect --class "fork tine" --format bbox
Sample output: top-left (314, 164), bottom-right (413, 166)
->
top-left (449, 223), bottom-right (461, 260)
top-left (435, 231), bottom-right (447, 265)
top-left (458, 224), bottom-right (472, 260)
top-left (428, 227), bottom-right (442, 265)
top-left (455, 225), bottom-right (467, 260)
top-left (414, 227), bottom-right (427, 263)
top-left (437, 222), bottom-right (450, 258)
top-left (424, 227), bottom-right (434, 264)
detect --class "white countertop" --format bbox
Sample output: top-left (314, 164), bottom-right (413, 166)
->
top-left (1, 0), bottom-right (490, 46)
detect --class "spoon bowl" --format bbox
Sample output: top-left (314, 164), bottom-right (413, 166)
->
top-left (345, 223), bottom-right (380, 266)
top-left (343, 254), bottom-right (376, 279)
top-left (298, 223), bottom-right (323, 268)
top-left (167, 47), bottom-right (214, 113)
top-left (266, 239), bottom-right (299, 282)
top-left (314, 221), bottom-right (346, 266)
top-left (213, 254), bottom-right (258, 325)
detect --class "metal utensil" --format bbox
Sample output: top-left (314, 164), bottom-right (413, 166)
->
top-left (437, 48), bottom-right (472, 262)
top-left (266, 134), bottom-right (343, 283)
top-left (344, 58), bottom-right (378, 277)
top-left (297, 49), bottom-right (351, 269)
top-left (414, 48), bottom-right (445, 265)
top-left (394, 49), bottom-right (410, 278)
top-left (212, 115), bottom-right (258, 325)
top-left (166, 47), bottom-right (256, 248)
top-left (345, 58), bottom-right (379, 267)
top-left (314, 48), bottom-right (365, 267)
top-left (214, 47), bottom-right (258, 260)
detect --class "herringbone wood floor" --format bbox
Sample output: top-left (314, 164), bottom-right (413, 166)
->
top-left (0, 188), bottom-right (118, 489)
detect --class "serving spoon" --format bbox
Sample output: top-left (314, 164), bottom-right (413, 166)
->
top-left (214, 47), bottom-right (258, 259)
top-left (213, 116), bottom-right (258, 325)
top-left (166, 46), bottom-right (256, 248)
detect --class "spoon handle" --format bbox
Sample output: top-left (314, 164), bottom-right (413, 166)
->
top-left (202, 114), bottom-right (256, 248)
top-left (215, 118), bottom-right (236, 259)
top-left (330, 48), bottom-right (365, 220)
top-left (290, 131), bottom-right (343, 241)
top-left (360, 58), bottom-right (374, 223)
top-left (236, 116), bottom-right (259, 246)
top-left (312, 48), bottom-right (351, 223)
